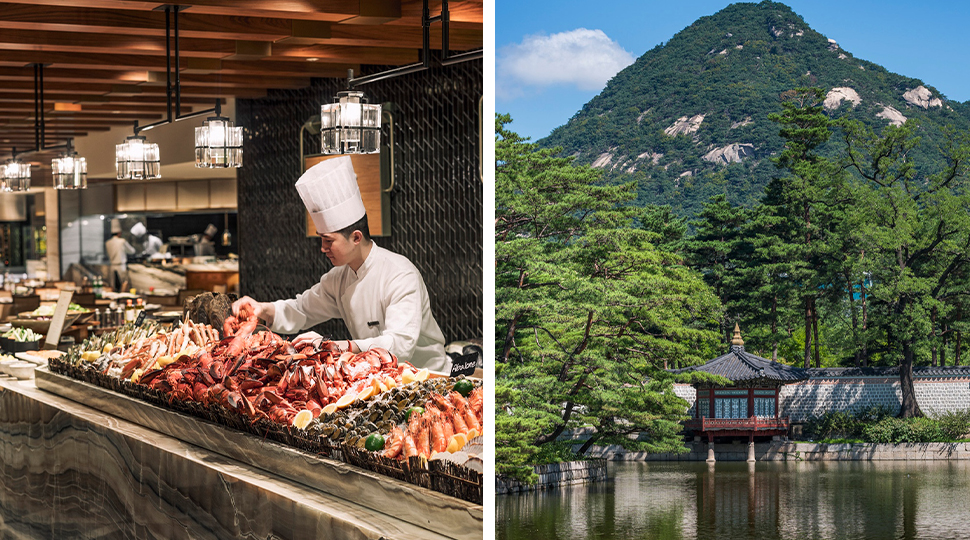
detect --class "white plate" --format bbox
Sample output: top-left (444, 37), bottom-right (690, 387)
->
top-left (15, 351), bottom-right (47, 365)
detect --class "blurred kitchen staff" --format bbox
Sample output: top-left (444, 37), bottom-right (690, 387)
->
top-left (105, 218), bottom-right (134, 290)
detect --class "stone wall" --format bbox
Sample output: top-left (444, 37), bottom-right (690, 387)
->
top-left (673, 366), bottom-right (970, 422)
top-left (495, 460), bottom-right (608, 494)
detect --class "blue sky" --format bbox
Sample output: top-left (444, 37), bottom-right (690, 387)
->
top-left (496, 0), bottom-right (970, 141)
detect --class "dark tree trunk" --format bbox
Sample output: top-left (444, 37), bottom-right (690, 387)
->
top-left (860, 279), bottom-right (869, 367)
top-left (941, 330), bottom-right (947, 367)
top-left (930, 307), bottom-right (938, 367)
top-left (771, 295), bottom-right (778, 361)
top-left (898, 340), bottom-right (922, 418)
top-left (535, 401), bottom-right (574, 446)
top-left (576, 434), bottom-right (600, 456)
top-left (812, 299), bottom-right (821, 368)
top-left (957, 330), bottom-right (962, 366)
top-left (804, 298), bottom-right (813, 369)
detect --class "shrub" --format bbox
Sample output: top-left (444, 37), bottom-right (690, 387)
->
top-left (861, 417), bottom-right (908, 443)
top-left (935, 409), bottom-right (970, 441)
top-left (805, 411), bottom-right (862, 440)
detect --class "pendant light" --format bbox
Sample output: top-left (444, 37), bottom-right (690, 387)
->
top-left (320, 85), bottom-right (381, 155)
top-left (116, 132), bottom-right (161, 180)
top-left (1, 150), bottom-right (31, 192)
top-left (195, 101), bottom-right (243, 168)
top-left (52, 139), bottom-right (87, 189)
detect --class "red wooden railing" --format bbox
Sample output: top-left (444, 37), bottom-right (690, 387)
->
top-left (685, 417), bottom-right (790, 431)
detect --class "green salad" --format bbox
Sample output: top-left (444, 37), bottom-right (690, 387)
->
top-left (2, 327), bottom-right (44, 342)
top-left (31, 303), bottom-right (88, 316)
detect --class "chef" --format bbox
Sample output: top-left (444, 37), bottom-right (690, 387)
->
top-left (194, 224), bottom-right (217, 257)
top-left (131, 222), bottom-right (163, 257)
top-left (232, 156), bottom-right (448, 372)
top-left (105, 218), bottom-right (135, 291)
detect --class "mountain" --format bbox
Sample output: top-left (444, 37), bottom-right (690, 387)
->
top-left (539, 1), bottom-right (970, 218)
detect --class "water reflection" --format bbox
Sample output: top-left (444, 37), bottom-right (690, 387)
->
top-left (496, 461), bottom-right (970, 540)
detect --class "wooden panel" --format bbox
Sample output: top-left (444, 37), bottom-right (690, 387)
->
top-left (208, 179), bottom-right (237, 208)
top-left (145, 182), bottom-right (177, 211)
top-left (304, 153), bottom-right (387, 237)
top-left (115, 183), bottom-right (145, 212)
top-left (177, 181), bottom-right (209, 210)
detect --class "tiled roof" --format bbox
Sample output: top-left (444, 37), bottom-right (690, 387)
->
top-left (808, 366), bottom-right (970, 378)
top-left (673, 345), bottom-right (809, 383)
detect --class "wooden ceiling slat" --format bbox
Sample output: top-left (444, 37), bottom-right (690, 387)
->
top-left (0, 0), bottom-right (364, 22)
top-left (0, 3), bottom-right (323, 41)
top-left (0, 29), bottom-right (234, 58)
top-left (0, 66), bottom-right (311, 89)
top-left (0, 51), bottom-right (359, 78)
top-left (0, 81), bottom-right (267, 98)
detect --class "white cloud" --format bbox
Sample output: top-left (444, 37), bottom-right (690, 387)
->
top-left (497, 28), bottom-right (635, 97)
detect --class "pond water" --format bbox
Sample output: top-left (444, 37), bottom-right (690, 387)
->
top-left (496, 461), bottom-right (970, 540)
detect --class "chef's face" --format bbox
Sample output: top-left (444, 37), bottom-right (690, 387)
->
top-left (318, 230), bottom-right (361, 266)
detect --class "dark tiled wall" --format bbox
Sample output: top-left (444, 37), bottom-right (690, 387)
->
top-left (236, 59), bottom-right (482, 343)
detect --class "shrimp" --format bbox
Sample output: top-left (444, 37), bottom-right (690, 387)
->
top-left (383, 427), bottom-right (405, 459)
top-left (449, 391), bottom-right (481, 433)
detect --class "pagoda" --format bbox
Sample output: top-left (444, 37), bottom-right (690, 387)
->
top-left (674, 324), bottom-right (808, 461)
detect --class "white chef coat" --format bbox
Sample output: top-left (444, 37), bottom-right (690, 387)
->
top-left (105, 236), bottom-right (135, 269)
top-left (143, 234), bottom-right (163, 256)
top-left (270, 243), bottom-right (449, 372)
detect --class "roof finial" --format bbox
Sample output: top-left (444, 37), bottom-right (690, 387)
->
top-left (731, 322), bottom-right (744, 347)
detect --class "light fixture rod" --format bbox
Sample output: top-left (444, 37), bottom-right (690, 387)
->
top-left (165, 6), bottom-right (173, 124)
top-left (132, 6), bottom-right (218, 136)
top-left (348, 0), bottom-right (481, 88)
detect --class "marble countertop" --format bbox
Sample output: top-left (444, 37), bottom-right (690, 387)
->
top-left (0, 374), bottom-right (482, 539)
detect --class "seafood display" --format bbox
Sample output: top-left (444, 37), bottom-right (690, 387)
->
top-left (54, 319), bottom-right (484, 501)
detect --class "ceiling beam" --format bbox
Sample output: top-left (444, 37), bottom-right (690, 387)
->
top-left (0, 3), bottom-right (332, 41)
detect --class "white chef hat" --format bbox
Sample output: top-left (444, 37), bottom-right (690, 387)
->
top-left (131, 222), bottom-right (147, 237)
top-left (204, 224), bottom-right (217, 237)
top-left (295, 156), bottom-right (365, 234)
top-left (110, 218), bottom-right (121, 234)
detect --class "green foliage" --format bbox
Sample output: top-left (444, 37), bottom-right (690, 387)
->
top-left (495, 114), bottom-right (722, 481)
top-left (529, 440), bottom-right (591, 465)
top-left (804, 405), bottom-right (895, 440)
top-left (934, 409), bottom-right (970, 440)
top-left (861, 417), bottom-right (946, 444)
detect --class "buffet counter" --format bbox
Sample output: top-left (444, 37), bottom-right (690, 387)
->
top-left (0, 371), bottom-right (482, 539)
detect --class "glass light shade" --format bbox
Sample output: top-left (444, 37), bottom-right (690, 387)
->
top-left (195, 116), bottom-right (243, 168)
top-left (116, 135), bottom-right (160, 180)
top-left (52, 152), bottom-right (87, 189)
top-left (1, 159), bottom-right (31, 192)
top-left (320, 90), bottom-right (381, 154)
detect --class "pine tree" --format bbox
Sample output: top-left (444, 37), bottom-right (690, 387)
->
top-left (840, 119), bottom-right (970, 417)
top-left (495, 114), bottom-right (723, 480)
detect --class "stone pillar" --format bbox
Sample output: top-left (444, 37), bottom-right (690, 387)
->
top-left (747, 441), bottom-right (756, 463)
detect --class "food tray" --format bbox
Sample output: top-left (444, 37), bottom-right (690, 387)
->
top-left (35, 365), bottom-right (483, 540)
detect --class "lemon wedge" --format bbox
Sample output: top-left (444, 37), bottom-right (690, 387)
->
top-left (293, 410), bottom-right (313, 429)
top-left (335, 393), bottom-right (356, 409)
top-left (356, 385), bottom-right (376, 401)
top-left (446, 433), bottom-right (468, 453)
top-left (321, 403), bottom-right (338, 415)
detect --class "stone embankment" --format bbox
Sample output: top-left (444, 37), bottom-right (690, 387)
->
top-left (495, 460), bottom-right (608, 494)
top-left (582, 441), bottom-right (970, 462)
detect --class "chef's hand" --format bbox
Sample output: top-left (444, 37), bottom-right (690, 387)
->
top-left (291, 332), bottom-right (357, 353)
top-left (292, 331), bottom-right (324, 350)
top-left (232, 296), bottom-right (274, 325)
